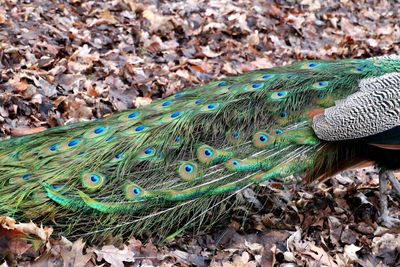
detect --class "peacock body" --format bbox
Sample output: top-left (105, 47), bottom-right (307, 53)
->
top-left (1, 56), bottom-right (400, 240)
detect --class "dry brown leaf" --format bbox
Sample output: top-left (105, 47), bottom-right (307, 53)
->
top-left (0, 228), bottom-right (32, 256)
top-left (228, 13), bottom-right (250, 32)
top-left (98, 10), bottom-right (117, 24)
top-left (0, 216), bottom-right (52, 241)
top-left (142, 8), bottom-right (168, 32)
top-left (175, 69), bottom-right (191, 80)
top-left (343, 244), bottom-right (362, 262)
top-left (11, 127), bottom-right (47, 137)
top-left (64, 98), bottom-right (93, 120)
top-left (94, 245), bottom-right (135, 267)
top-left (135, 96), bottom-right (152, 108)
top-left (201, 46), bottom-right (223, 58)
top-left (302, 243), bottom-right (338, 267)
top-left (247, 31), bottom-right (260, 47)
top-left (341, 18), bottom-right (365, 40)
top-left (61, 238), bottom-right (94, 267)
top-left (372, 233), bottom-right (400, 256)
top-left (301, 0), bottom-right (321, 11)
top-left (8, 77), bottom-right (28, 92)
top-left (0, 8), bottom-right (7, 24)
top-left (0, 216), bottom-right (51, 260)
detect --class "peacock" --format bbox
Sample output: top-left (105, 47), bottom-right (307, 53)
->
top-left (1, 55), bottom-right (400, 241)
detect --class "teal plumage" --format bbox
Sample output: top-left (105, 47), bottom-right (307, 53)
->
top-left (1, 56), bottom-right (399, 240)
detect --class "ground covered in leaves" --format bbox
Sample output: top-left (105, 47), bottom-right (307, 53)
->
top-left (0, 0), bottom-right (400, 266)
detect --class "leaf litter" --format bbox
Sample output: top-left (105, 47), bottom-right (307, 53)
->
top-left (1, 0), bottom-right (400, 266)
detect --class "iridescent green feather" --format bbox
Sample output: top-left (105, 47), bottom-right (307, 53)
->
top-left (0, 57), bottom-right (399, 241)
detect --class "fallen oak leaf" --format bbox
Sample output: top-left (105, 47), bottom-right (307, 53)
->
top-left (0, 216), bottom-right (52, 241)
top-left (94, 245), bottom-right (135, 267)
top-left (61, 238), bottom-right (94, 267)
top-left (301, 242), bottom-right (338, 267)
top-left (0, 216), bottom-right (52, 259)
top-left (0, 227), bottom-right (32, 256)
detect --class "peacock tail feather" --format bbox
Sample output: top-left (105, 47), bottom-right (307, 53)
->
top-left (0, 56), bottom-right (399, 240)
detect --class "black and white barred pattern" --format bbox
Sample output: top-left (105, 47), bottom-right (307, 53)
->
top-left (359, 73), bottom-right (400, 92)
top-left (313, 72), bottom-right (400, 141)
top-left (369, 55), bottom-right (400, 61)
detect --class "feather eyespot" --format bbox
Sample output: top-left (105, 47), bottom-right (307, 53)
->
top-left (300, 62), bottom-right (320, 70)
top-left (312, 81), bottom-right (330, 90)
top-left (170, 112), bottom-right (181, 119)
top-left (93, 127), bottom-right (105, 134)
top-left (68, 139), bottom-right (80, 147)
top-left (318, 81), bottom-right (328, 86)
top-left (174, 93), bottom-right (183, 98)
top-left (128, 112), bottom-right (139, 119)
top-left (251, 83), bottom-right (263, 89)
top-left (218, 81), bottom-right (227, 87)
top-left (118, 111), bottom-right (141, 122)
top-left (81, 172), bottom-right (105, 191)
top-left (115, 153), bottom-right (123, 159)
top-left (135, 125), bottom-right (146, 132)
top-left (259, 134), bottom-right (268, 142)
top-left (225, 159), bottom-right (244, 171)
top-left (162, 101), bottom-right (173, 107)
top-left (262, 74), bottom-right (273, 79)
top-left (184, 164), bottom-right (193, 173)
top-left (275, 129), bottom-right (283, 135)
top-left (175, 136), bottom-right (182, 142)
top-left (195, 99), bottom-right (203, 105)
top-left (125, 184), bottom-right (145, 200)
top-left (144, 148), bottom-right (154, 155)
top-left (178, 162), bottom-right (200, 181)
top-left (349, 66), bottom-right (366, 73)
top-left (51, 185), bottom-right (63, 191)
top-left (84, 126), bottom-right (109, 139)
top-left (204, 149), bottom-right (213, 157)
top-left (137, 147), bottom-right (157, 160)
top-left (226, 131), bottom-right (243, 144)
top-left (197, 146), bottom-right (215, 163)
top-left (49, 144), bottom-right (58, 151)
top-left (90, 175), bottom-right (100, 184)
top-left (253, 132), bottom-right (274, 149)
top-left (132, 187), bottom-right (141, 195)
top-left (271, 91), bottom-right (288, 100)
top-left (22, 174), bottom-right (32, 180)
top-left (197, 145), bottom-right (231, 165)
top-left (200, 103), bottom-right (220, 112)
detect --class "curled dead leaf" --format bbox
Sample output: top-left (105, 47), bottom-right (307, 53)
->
top-left (11, 127), bottom-right (47, 137)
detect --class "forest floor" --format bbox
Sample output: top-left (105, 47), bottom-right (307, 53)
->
top-left (1, 0), bottom-right (400, 266)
